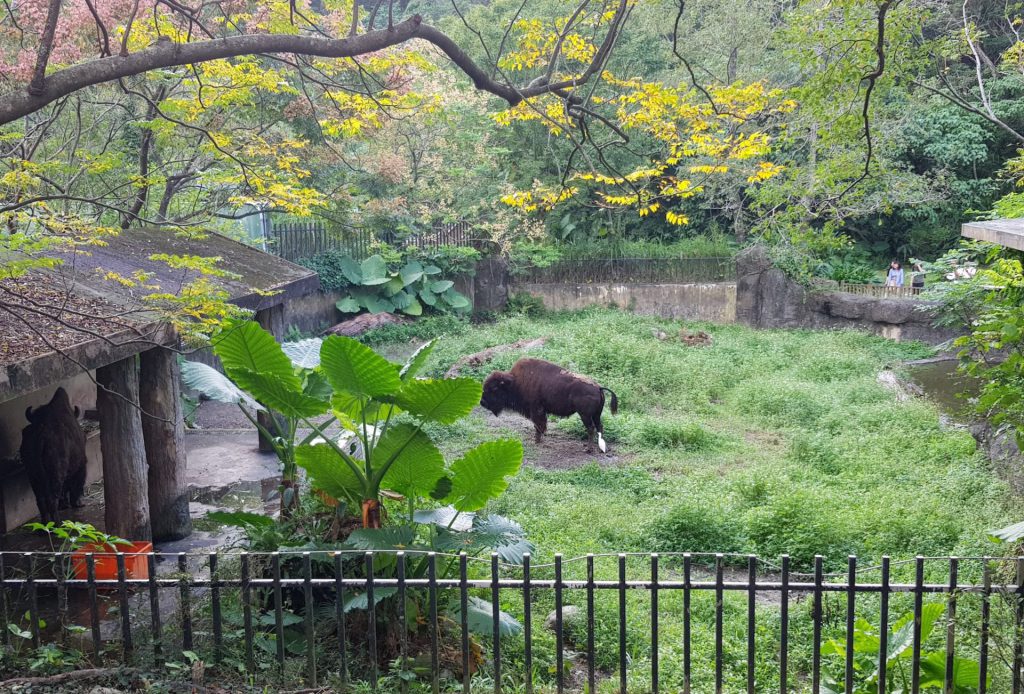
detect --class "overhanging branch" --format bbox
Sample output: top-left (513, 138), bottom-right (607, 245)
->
top-left (0, 4), bottom-right (629, 127)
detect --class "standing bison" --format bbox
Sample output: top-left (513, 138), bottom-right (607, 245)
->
top-left (481, 358), bottom-right (619, 452)
top-left (20, 388), bottom-right (88, 524)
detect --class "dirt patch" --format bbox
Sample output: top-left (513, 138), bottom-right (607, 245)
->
top-left (479, 409), bottom-right (630, 470)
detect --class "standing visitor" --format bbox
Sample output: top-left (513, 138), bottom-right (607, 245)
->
top-left (885, 261), bottom-right (904, 288)
top-left (911, 263), bottom-right (925, 293)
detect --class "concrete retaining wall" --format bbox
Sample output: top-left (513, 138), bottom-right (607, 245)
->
top-left (516, 282), bottom-right (737, 323)
top-left (735, 245), bottom-right (960, 345)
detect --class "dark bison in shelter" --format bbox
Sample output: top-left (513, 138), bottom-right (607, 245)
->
top-left (481, 357), bottom-right (619, 452)
top-left (19, 387), bottom-right (88, 524)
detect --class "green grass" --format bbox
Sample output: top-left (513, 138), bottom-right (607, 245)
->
top-left (362, 308), bottom-right (1015, 692)
top-left (371, 308), bottom-right (1009, 567)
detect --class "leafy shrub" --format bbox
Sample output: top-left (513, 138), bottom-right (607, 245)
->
top-left (298, 252), bottom-right (356, 291)
top-left (334, 254), bottom-right (471, 316)
top-left (556, 463), bottom-right (662, 500)
top-left (647, 498), bottom-right (745, 559)
top-left (359, 314), bottom-right (468, 347)
top-left (505, 291), bottom-right (546, 316)
top-left (814, 258), bottom-right (880, 284)
top-left (745, 490), bottom-right (856, 570)
top-left (788, 432), bottom-right (842, 475)
top-left (630, 418), bottom-right (722, 451)
top-left (734, 379), bottom-right (831, 429)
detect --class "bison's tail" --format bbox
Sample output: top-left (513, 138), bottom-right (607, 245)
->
top-left (601, 387), bottom-right (619, 415)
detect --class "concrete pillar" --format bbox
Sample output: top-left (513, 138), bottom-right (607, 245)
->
top-left (140, 347), bottom-right (191, 541)
top-left (97, 357), bottom-right (151, 540)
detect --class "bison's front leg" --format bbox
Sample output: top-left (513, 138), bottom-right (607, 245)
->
top-left (530, 410), bottom-right (548, 443)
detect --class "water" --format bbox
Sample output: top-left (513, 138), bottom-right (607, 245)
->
top-left (907, 359), bottom-right (983, 419)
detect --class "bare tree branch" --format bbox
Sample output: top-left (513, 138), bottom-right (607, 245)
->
top-left (27, 0), bottom-right (62, 96)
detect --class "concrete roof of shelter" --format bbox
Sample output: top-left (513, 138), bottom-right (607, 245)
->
top-left (962, 218), bottom-right (1024, 251)
top-left (0, 227), bottom-right (320, 403)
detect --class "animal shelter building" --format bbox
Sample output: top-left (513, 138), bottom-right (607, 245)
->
top-left (0, 228), bottom-right (318, 541)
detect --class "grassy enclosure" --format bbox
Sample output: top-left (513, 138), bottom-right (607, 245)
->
top-left (359, 307), bottom-right (1015, 692)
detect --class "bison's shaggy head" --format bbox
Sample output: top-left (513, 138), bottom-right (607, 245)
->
top-left (26, 387), bottom-right (78, 424)
top-left (480, 371), bottom-right (515, 416)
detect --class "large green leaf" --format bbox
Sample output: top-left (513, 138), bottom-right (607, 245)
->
top-left (214, 321), bottom-right (296, 386)
top-left (400, 261), bottom-right (424, 286)
top-left (446, 439), bottom-right (524, 512)
top-left (432, 514), bottom-right (533, 564)
top-left (885, 604), bottom-right (945, 665)
top-left (413, 505), bottom-right (474, 532)
top-left (918, 651), bottom-right (985, 690)
top-left (282, 338), bottom-right (323, 369)
top-left (429, 279), bottom-right (454, 293)
top-left (343, 588), bottom-right (397, 613)
top-left (423, 264), bottom-right (442, 275)
top-left (320, 336), bottom-right (402, 399)
top-left (303, 371), bottom-right (333, 401)
top-left (395, 378), bottom-right (482, 423)
top-left (988, 519), bottom-right (1024, 543)
top-left (443, 288), bottom-right (471, 310)
top-left (295, 443), bottom-right (365, 503)
top-left (346, 526), bottom-right (417, 551)
top-left (449, 597), bottom-right (521, 637)
top-left (331, 392), bottom-right (402, 425)
top-left (419, 288), bottom-right (438, 307)
top-left (180, 361), bottom-right (263, 412)
top-left (336, 296), bottom-right (361, 313)
top-left (383, 276), bottom-right (405, 297)
top-left (374, 423), bottom-right (446, 499)
top-left (364, 294), bottom-right (395, 314)
top-left (360, 255), bottom-right (390, 285)
top-left (400, 340), bottom-right (435, 382)
top-left (401, 297), bottom-right (423, 316)
top-left (339, 256), bottom-right (363, 284)
top-left (390, 290), bottom-right (412, 311)
top-left (231, 369), bottom-right (328, 418)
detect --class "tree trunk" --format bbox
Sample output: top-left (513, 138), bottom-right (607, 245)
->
top-left (97, 357), bottom-right (152, 541)
top-left (139, 347), bottom-right (192, 541)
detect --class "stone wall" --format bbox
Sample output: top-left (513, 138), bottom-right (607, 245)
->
top-left (516, 281), bottom-right (737, 322)
top-left (735, 245), bottom-right (960, 344)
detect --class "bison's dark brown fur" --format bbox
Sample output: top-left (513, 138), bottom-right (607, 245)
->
top-left (481, 358), bottom-right (618, 452)
top-left (20, 388), bottom-right (87, 524)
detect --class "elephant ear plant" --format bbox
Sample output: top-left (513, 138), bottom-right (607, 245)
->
top-left (181, 322), bottom-right (331, 515)
top-left (295, 335), bottom-right (523, 528)
top-left (181, 321), bottom-right (523, 528)
top-left (334, 253), bottom-right (471, 316)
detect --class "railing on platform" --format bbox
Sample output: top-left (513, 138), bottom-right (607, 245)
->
top-left (0, 550), bottom-right (1021, 692)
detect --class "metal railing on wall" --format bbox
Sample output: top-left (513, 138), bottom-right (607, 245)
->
top-left (1, 549), bottom-right (1022, 693)
top-left (835, 283), bottom-right (923, 299)
top-left (517, 257), bottom-right (737, 284)
top-left (269, 221), bottom-right (479, 262)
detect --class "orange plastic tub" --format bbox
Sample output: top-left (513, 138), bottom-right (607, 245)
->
top-left (71, 541), bottom-right (153, 583)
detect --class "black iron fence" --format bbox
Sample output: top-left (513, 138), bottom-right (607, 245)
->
top-left (517, 257), bottom-right (736, 284)
top-left (1, 550), bottom-right (1022, 693)
top-left (269, 222), bottom-right (478, 262)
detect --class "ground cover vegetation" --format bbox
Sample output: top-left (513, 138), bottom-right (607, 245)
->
top-left (343, 308), bottom-right (1015, 691)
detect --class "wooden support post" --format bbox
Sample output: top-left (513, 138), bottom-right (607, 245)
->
top-left (97, 357), bottom-right (152, 541)
top-left (140, 347), bottom-right (192, 541)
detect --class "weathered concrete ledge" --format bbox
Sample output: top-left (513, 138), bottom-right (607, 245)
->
top-left (735, 245), bottom-right (961, 344)
top-left (516, 282), bottom-right (737, 323)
